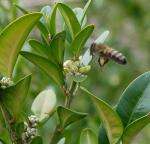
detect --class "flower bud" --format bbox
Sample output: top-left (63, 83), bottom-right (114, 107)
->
top-left (63, 60), bottom-right (73, 68)
top-left (0, 76), bottom-right (13, 89)
top-left (70, 64), bottom-right (78, 73)
top-left (74, 60), bottom-right (80, 67)
top-left (63, 67), bottom-right (70, 75)
top-left (79, 65), bottom-right (91, 74)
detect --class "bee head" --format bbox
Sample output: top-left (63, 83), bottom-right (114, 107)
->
top-left (90, 43), bottom-right (96, 55)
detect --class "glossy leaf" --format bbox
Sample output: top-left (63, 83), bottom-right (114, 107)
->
top-left (29, 39), bottom-right (48, 58)
top-left (81, 87), bottom-right (123, 144)
top-left (50, 31), bottom-right (66, 65)
top-left (57, 106), bottom-right (87, 129)
top-left (122, 114), bottom-right (150, 144)
top-left (70, 24), bottom-right (94, 57)
top-left (0, 13), bottom-right (42, 77)
top-left (116, 71), bottom-right (150, 127)
top-left (57, 3), bottom-right (81, 38)
top-left (80, 128), bottom-right (98, 144)
top-left (31, 89), bottom-right (57, 122)
top-left (49, 4), bottom-right (58, 36)
top-left (14, 4), bottom-right (49, 45)
top-left (1, 75), bottom-right (31, 120)
top-left (81, 0), bottom-right (92, 25)
top-left (20, 52), bottom-right (64, 87)
top-left (30, 136), bottom-right (43, 144)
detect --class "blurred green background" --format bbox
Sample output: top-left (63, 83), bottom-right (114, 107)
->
top-left (0, 0), bottom-right (150, 143)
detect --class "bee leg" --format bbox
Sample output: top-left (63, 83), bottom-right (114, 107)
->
top-left (98, 57), bottom-right (109, 67)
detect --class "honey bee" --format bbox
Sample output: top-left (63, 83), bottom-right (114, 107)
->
top-left (90, 43), bottom-right (127, 67)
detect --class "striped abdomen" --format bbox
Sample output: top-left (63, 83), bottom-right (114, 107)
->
top-left (107, 48), bottom-right (127, 65)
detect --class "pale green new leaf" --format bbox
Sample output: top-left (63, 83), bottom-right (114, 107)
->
top-left (0, 13), bottom-right (42, 77)
top-left (81, 87), bottom-right (123, 144)
top-left (73, 8), bottom-right (87, 27)
top-left (40, 6), bottom-right (52, 26)
top-left (31, 89), bottom-right (57, 123)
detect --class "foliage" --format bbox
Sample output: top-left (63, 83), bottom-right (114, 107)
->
top-left (0, 0), bottom-right (150, 144)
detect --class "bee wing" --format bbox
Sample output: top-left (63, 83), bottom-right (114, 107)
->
top-left (80, 30), bottom-right (109, 66)
top-left (94, 30), bottom-right (110, 44)
top-left (80, 48), bottom-right (92, 65)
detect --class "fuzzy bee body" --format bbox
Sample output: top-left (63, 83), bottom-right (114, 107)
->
top-left (90, 43), bottom-right (127, 67)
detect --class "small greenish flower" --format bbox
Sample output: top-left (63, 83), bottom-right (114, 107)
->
top-left (0, 76), bottom-right (14, 89)
top-left (79, 65), bottom-right (91, 74)
top-left (22, 115), bottom-right (39, 143)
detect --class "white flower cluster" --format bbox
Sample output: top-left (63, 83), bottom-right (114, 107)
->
top-left (22, 115), bottom-right (39, 143)
top-left (0, 77), bottom-right (13, 89)
top-left (63, 59), bottom-right (91, 76)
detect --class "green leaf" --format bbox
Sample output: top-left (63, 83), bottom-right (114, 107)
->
top-left (70, 24), bottom-right (94, 57)
top-left (14, 4), bottom-right (49, 45)
top-left (30, 136), bottom-right (43, 144)
top-left (122, 114), bottom-right (150, 144)
top-left (49, 4), bottom-right (58, 36)
top-left (1, 75), bottom-right (31, 120)
top-left (116, 71), bottom-right (150, 127)
top-left (81, 87), bottom-right (123, 144)
top-left (81, 0), bottom-right (92, 25)
top-left (29, 39), bottom-right (48, 58)
top-left (31, 89), bottom-right (57, 123)
top-left (20, 52), bottom-right (64, 87)
top-left (37, 22), bottom-right (50, 45)
top-left (50, 31), bottom-right (66, 65)
top-left (57, 3), bottom-right (81, 39)
top-left (57, 106), bottom-right (87, 129)
top-left (80, 128), bottom-right (98, 144)
top-left (0, 13), bottom-right (42, 77)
